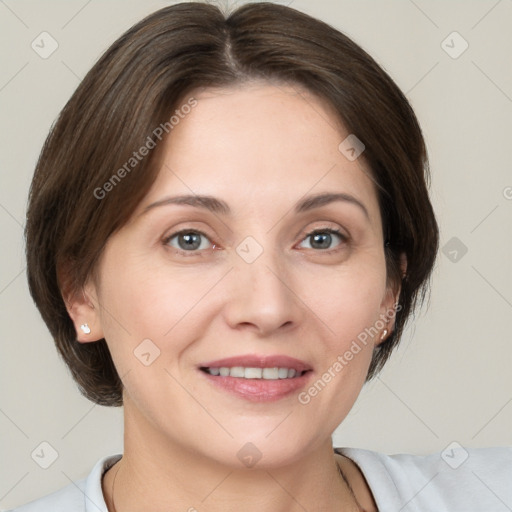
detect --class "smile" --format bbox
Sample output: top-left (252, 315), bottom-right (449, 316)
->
top-left (198, 355), bottom-right (313, 402)
top-left (201, 367), bottom-right (306, 379)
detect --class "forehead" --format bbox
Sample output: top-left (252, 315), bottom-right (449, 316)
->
top-left (137, 82), bottom-right (381, 224)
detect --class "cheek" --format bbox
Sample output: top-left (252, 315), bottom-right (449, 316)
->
top-left (99, 247), bottom-right (181, 327)
top-left (307, 255), bottom-right (387, 342)
top-left (95, 254), bottom-right (220, 370)
top-left (294, 268), bottom-right (385, 430)
top-left (299, 254), bottom-right (387, 405)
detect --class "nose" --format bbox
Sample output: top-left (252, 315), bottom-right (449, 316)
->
top-left (223, 246), bottom-right (303, 338)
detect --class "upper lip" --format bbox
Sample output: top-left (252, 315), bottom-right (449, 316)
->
top-left (199, 354), bottom-right (312, 373)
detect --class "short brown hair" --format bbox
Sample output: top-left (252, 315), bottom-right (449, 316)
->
top-left (25, 1), bottom-right (439, 406)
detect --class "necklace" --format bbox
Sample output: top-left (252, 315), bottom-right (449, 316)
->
top-left (109, 459), bottom-right (121, 512)
top-left (336, 461), bottom-right (364, 511)
top-left (108, 458), bottom-right (363, 511)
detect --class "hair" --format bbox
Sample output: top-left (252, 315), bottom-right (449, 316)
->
top-left (25, 1), bottom-right (439, 406)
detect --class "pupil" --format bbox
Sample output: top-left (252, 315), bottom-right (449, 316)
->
top-left (312, 233), bottom-right (331, 249)
top-left (180, 232), bottom-right (200, 250)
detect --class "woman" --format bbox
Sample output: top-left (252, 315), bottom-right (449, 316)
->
top-left (13, 2), bottom-right (511, 511)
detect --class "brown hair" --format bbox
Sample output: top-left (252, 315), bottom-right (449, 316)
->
top-left (25, 1), bottom-right (438, 406)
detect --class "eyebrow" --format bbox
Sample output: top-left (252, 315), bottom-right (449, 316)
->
top-left (141, 192), bottom-right (369, 219)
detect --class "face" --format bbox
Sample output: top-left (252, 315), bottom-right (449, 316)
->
top-left (75, 82), bottom-right (399, 468)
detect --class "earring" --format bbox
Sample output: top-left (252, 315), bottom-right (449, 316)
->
top-left (380, 328), bottom-right (388, 341)
top-left (80, 323), bottom-right (91, 334)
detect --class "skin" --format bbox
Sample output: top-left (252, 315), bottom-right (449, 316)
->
top-left (67, 82), bottom-right (404, 511)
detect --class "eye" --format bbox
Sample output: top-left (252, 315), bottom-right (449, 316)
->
top-left (297, 228), bottom-right (347, 252)
top-left (162, 226), bottom-right (348, 257)
top-left (163, 229), bottom-right (214, 255)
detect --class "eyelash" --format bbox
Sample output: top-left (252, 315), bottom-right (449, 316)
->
top-left (162, 227), bottom-right (348, 257)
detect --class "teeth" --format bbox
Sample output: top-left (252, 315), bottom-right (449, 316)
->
top-left (245, 367), bottom-right (262, 379)
top-left (262, 367), bottom-right (279, 379)
top-left (205, 366), bottom-right (303, 379)
top-left (278, 368), bottom-right (289, 379)
top-left (230, 366), bottom-right (245, 378)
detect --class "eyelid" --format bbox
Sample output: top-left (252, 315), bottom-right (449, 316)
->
top-left (162, 227), bottom-right (212, 244)
top-left (296, 222), bottom-right (348, 240)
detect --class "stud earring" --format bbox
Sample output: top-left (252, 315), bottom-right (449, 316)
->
top-left (80, 323), bottom-right (91, 334)
top-left (380, 328), bottom-right (388, 341)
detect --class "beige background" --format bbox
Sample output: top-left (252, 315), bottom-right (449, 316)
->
top-left (1, 0), bottom-right (511, 508)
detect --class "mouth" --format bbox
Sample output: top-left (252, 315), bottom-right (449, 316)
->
top-left (200, 366), bottom-right (307, 379)
top-left (198, 355), bottom-right (313, 402)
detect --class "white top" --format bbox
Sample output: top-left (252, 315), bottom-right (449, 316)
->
top-left (8, 446), bottom-right (512, 511)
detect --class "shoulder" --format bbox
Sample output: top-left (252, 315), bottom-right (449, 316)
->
top-left (6, 454), bottom-right (122, 512)
top-left (6, 480), bottom-right (86, 512)
top-left (336, 445), bottom-right (512, 512)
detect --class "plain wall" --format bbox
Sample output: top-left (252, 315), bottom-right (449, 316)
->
top-left (1, 0), bottom-right (511, 508)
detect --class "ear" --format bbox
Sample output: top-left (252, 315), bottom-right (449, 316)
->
top-left (60, 268), bottom-right (104, 343)
top-left (377, 252), bottom-right (407, 345)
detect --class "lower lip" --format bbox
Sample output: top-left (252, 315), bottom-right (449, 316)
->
top-left (200, 371), bottom-right (312, 402)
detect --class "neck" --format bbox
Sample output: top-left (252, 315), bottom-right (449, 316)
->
top-left (103, 404), bottom-right (360, 512)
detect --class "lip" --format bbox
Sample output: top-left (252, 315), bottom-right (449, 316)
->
top-left (200, 354), bottom-right (312, 373)
top-left (198, 354), bottom-right (313, 402)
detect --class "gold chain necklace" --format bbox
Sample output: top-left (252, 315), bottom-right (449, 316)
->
top-left (108, 458), bottom-right (364, 511)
